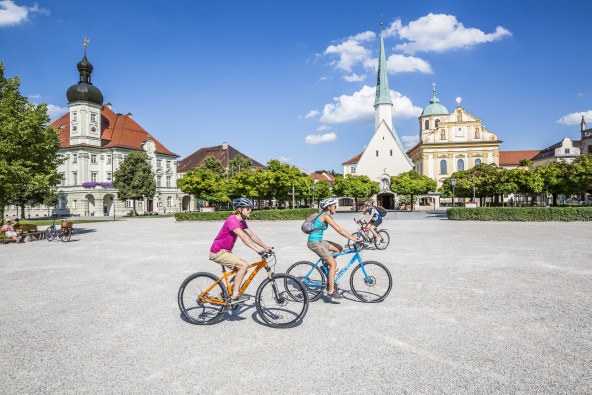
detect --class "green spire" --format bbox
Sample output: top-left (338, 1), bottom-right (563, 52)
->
top-left (374, 22), bottom-right (392, 106)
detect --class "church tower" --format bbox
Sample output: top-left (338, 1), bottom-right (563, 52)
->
top-left (66, 42), bottom-right (103, 147)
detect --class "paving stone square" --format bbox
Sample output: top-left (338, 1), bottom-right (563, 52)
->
top-left (0, 214), bottom-right (590, 394)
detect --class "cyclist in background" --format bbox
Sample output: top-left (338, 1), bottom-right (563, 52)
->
top-left (355, 200), bottom-right (383, 243)
top-left (209, 198), bottom-right (271, 305)
top-left (307, 198), bottom-right (359, 299)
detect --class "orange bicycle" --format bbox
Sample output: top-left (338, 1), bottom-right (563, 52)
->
top-left (178, 250), bottom-right (309, 328)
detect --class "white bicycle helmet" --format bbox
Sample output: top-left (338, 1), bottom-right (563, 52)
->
top-left (320, 197), bottom-right (339, 210)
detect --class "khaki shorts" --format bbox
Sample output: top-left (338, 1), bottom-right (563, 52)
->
top-left (307, 240), bottom-right (343, 261)
top-left (209, 250), bottom-right (241, 269)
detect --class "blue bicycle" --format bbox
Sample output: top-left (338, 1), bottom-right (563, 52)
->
top-left (286, 243), bottom-right (392, 303)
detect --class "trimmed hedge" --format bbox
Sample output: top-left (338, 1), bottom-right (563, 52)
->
top-left (175, 208), bottom-right (318, 221)
top-left (447, 207), bottom-right (592, 221)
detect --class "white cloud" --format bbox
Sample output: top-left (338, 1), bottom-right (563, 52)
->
top-left (316, 125), bottom-right (332, 131)
top-left (389, 13), bottom-right (511, 54)
top-left (305, 132), bottom-right (337, 145)
top-left (556, 110), bottom-right (592, 125)
top-left (324, 33), bottom-right (374, 72)
top-left (28, 93), bottom-right (41, 99)
top-left (401, 135), bottom-right (419, 150)
top-left (0, 0), bottom-right (49, 26)
top-left (319, 85), bottom-right (422, 123)
top-left (304, 110), bottom-right (320, 119)
top-left (387, 54), bottom-right (432, 74)
top-left (343, 73), bottom-right (366, 82)
top-left (46, 104), bottom-right (68, 120)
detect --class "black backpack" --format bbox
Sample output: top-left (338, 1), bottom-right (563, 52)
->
top-left (301, 212), bottom-right (324, 234)
top-left (375, 206), bottom-right (387, 217)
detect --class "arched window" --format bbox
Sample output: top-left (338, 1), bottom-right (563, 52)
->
top-left (435, 119), bottom-right (440, 128)
top-left (475, 158), bottom-right (482, 166)
top-left (474, 128), bottom-right (480, 138)
top-left (439, 160), bottom-right (447, 174)
top-left (440, 130), bottom-right (446, 140)
top-left (167, 196), bottom-right (173, 207)
top-left (424, 120), bottom-right (429, 130)
top-left (457, 159), bottom-right (465, 171)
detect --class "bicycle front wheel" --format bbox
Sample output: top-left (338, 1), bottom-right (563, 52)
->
top-left (45, 226), bottom-right (56, 241)
top-left (255, 273), bottom-right (309, 328)
top-left (350, 261), bottom-right (392, 303)
top-left (178, 272), bottom-right (228, 325)
top-left (374, 230), bottom-right (390, 250)
top-left (286, 261), bottom-right (326, 302)
top-left (59, 229), bottom-right (72, 242)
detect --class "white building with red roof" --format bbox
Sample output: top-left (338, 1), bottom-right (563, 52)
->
top-left (49, 50), bottom-right (179, 216)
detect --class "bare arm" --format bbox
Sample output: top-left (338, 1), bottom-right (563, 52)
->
top-left (324, 214), bottom-right (358, 242)
top-left (233, 228), bottom-right (263, 254)
top-left (244, 228), bottom-right (271, 252)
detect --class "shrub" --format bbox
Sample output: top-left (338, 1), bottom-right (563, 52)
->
top-left (448, 207), bottom-right (592, 221)
top-left (175, 208), bottom-right (318, 221)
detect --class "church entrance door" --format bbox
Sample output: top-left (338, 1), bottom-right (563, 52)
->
top-left (377, 193), bottom-right (394, 209)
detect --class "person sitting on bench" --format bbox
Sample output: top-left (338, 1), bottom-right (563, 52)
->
top-left (1, 220), bottom-right (21, 243)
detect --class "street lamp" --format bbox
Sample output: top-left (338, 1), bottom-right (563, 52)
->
top-left (451, 177), bottom-right (457, 207)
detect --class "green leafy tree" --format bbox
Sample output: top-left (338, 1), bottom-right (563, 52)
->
top-left (535, 161), bottom-right (570, 205)
top-left (228, 155), bottom-right (253, 177)
top-left (390, 170), bottom-right (436, 211)
top-left (265, 159), bottom-right (305, 207)
top-left (333, 174), bottom-right (379, 211)
top-left (311, 180), bottom-right (332, 207)
top-left (203, 156), bottom-right (226, 178)
top-left (113, 151), bottom-right (156, 215)
top-left (566, 154), bottom-right (592, 198)
top-left (0, 62), bottom-right (63, 223)
top-left (177, 167), bottom-right (231, 208)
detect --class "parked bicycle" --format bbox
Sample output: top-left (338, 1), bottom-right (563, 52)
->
top-left (178, 250), bottom-right (309, 328)
top-left (45, 216), bottom-right (74, 242)
top-left (287, 242), bottom-right (392, 303)
top-left (347, 220), bottom-right (390, 250)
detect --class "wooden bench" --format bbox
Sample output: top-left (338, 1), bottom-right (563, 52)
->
top-left (15, 224), bottom-right (45, 242)
top-left (0, 231), bottom-right (16, 244)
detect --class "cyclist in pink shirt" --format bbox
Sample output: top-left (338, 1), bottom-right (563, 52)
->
top-left (209, 198), bottom-right (271, 305)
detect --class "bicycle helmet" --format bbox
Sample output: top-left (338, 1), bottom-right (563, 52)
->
top-left (232, 197), bottom-right (253, 208)
top-left (320, 197), bottom-right (339, 210)
top-left (363, 200), bottom-right (373, 206)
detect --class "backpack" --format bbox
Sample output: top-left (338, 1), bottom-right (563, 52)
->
top-left (375, 206), bottom-right (387, 217)
top-left (301, 212), bottom-right (324, 234)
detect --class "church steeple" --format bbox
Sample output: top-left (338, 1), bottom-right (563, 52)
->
top-left (374, 22), bottom-right (392, 107)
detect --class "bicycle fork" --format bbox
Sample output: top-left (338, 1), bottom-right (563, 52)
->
top-left (265, 267), bottom-right (286, 305)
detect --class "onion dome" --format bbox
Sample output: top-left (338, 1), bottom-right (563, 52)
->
top-left (66, 52), bottom-right (103, 105)
top-left (421, 84), bottom-right (448, 116)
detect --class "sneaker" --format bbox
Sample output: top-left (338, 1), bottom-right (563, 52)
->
top-left (228, 295), bottom-right (250, 305)
top-left (326, 290), bottom-right (342, 299)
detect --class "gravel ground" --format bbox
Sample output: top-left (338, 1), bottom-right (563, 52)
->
top-left (0, 213), bottom-right (590, 394)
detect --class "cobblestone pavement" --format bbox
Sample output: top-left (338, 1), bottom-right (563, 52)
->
top-left (1, 216), bottom-right (590, 394)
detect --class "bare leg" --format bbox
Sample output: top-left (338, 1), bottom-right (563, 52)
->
top-left (325, 256), bottom-right (337, 293)
top-left (370, 225), bottom-right (381, 241)
top-left (231, 260), bottom-right (248, 298)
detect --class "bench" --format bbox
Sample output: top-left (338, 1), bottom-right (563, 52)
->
top-left (0, 231), bottom-right (16, 244)
top-left (15, 224), bottom-right (45, 242)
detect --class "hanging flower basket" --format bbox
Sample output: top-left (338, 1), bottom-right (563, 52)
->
top-left (82, 182), bottom-right (113, 188)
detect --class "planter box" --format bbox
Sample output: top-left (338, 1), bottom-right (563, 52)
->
top-left (200, 207), bottom-right (215, 212)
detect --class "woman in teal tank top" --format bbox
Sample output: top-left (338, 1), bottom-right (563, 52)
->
top-left (307, 198), bottom-right (359, 299)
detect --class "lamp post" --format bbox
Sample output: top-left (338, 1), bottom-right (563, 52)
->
top-left (451, 177), bottom-right (457, 207)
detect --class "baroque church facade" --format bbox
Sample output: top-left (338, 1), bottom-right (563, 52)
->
top-left (47, 49), bottom-right (179, 217)
top-left (342, 24), bottom-right (413, 209)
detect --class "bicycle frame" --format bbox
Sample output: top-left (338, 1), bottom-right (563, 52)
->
top-left (199, 257), bottom-right (273, 306)
top-left (303, 248), bottom-right (374, 287)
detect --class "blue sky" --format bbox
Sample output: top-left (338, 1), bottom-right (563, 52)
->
top-left (1, 0), bottom-right (591, 173)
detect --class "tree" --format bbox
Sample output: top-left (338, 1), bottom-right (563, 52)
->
top-left (312, 180), bottom-right (332, 207)
top-left (177, 167), bottom-right (231, 207)
top-left (535, 161), bottom-right (569, 205)
top-left (389, 170), bottom-right (436, 211)
top-left (228, 155), bottom-right (253, 177)
top-left (203, 156), bottom-right (226, 177)
top-left (333, 174), bottom-right (379, 211)
top-left (113, 151), bottom-right (156, 215)
top-left (0, 62), bottom-right (63, 222)
top-left (566, 155), bottom-right (592, 198)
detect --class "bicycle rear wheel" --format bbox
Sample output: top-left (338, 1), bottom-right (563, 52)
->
top-left (286, 261), bottom-right (326, 301)
top-left (374, 230), bottom-right (390, 250)
top-left (255, 273), bottom-right (309, 328)
top-left (178, 272), bottom-right (228, 325)
top-left (45, 226), bottom-right (56, 241)
top-left (350, 261), bottom-right (392, 303)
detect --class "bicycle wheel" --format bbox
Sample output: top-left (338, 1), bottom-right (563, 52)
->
top-left (349, 261), bottom-right (392, 303)
top-left (286, 261), bottom-right (326, 302)
top-left (374, 230), bottom-right (390, 250)
top-left (60, 229), bottom-right (72, 242)
top-left (178, 272), bottom-right (228, 325)
top-left (45, 226), bottom-right (56, 241)
top-left (255, 273), bottom-right (309, 328)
